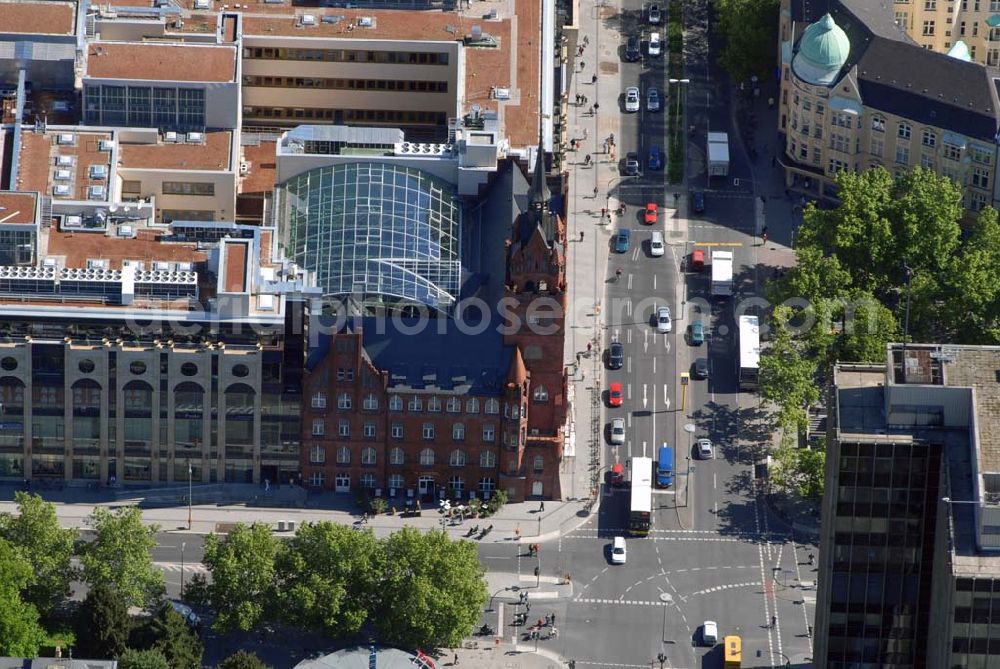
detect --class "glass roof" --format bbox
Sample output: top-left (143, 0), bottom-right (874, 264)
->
top-left (277, 163), bottom-right (462, 312)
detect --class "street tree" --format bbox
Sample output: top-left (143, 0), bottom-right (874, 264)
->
top-left (714, 0), bottom-right (779, 82)
top-left (375, 528), bottom-right (487, 649)
top-left (889, 167), bottom-right (964, 279)
top-left (202, 523), bottom-right (280, 633)
top-left (944, 206), bottom-right (1000, 343)
top-left (276, 521), bottom-right (383, 638)
top-left (80, 506), bottom-right (163, 609)
top-left (219, 650), bottom-right (271, 669)
top-left (75, 583), bottom-right (131, 659)
top-left (147, 605), bottom-right (203, 669)
top-left (0, 537), bottom-right (46, 657)
top-left (117, 648), bottom-right (170, 669)
top-left (0, 491), bottom-right (78, 617)
top-left (770, 441), bottom-right (826, 501)
top-left (837, 292), bottom-right (899, 362)
top-left (759, 306), bottom-right (820, 436)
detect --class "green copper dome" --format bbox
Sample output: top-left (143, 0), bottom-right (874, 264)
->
top-left (792, 14), bottom-right (850, 86)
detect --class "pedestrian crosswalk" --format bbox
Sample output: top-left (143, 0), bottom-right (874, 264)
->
top-left (154, 561), bottom-right (208, 574)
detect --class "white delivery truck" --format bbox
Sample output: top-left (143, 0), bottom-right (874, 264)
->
top-left (711, 250), bottom-right (733, 297)
top-left (707, 132), bottom-right (730, 178)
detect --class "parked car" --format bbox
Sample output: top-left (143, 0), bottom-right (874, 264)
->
top-left (702, 620), bottom-right (718, 645)
top-left (648, 145), bottom-right (663, 170)
top-left (697, 438), bottom-right (714, 459)
top-left (614, 227), bottom-right (631, 253)
top-left (625, 152), bottom-right (640, 176)
top-left (610, 462), bottom-right (626, 486)
top-left (691, 190), bottom-right (706, 214)
top-left (644, 202), bottom-right (658, 224)
top-left (648, 3), bottom-right (662, 24)
top-left (625, 36), bottom-right (641, 62)
top-left (608, 382), bottom-right (623, 407)
top-left (646, 86), bottom-right (661, 112)
top-left (692, 357), bottom-right (709, 379)
top-left (610, 417), bottom-right (626, 445)
top-left (648, 32), bottom-right (662, 56)
top-left (690, 248), bottom-right (705, 271)
top-left (608, 341), bottom-right (624, 369)
top-left (656, 306), bottom-right (672, 333)
top-left (624, 86), bottom-right (640, 112)
top-left (690, 319), bottom-right (705, 345)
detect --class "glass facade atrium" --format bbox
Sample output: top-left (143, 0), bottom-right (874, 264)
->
top-left (276, 163), bottom-right (461, 312)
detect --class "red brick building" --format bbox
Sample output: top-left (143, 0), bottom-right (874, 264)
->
top-left (301, 155), bottom-right (567, 502)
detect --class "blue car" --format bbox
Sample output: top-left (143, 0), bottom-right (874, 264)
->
top-left (690, 319), bottom-right (705, 345)
top-left (648, 145), bottom-right (663, 171)
top-left (614, 228), bottom-right (631, 253)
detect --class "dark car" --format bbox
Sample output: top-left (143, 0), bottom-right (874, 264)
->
top-left (608, 341), bottom-right (624, 369)
top-left (691, 190), bottom-right (706, 214)
top-left (625, 36), bottom-right (641, 62)
top-left (648, 145), bottom-right (663, 171)
top-left (648, 3), bottom-right (662, 24)
top-left (692, 357), bottom-right (709, 379)
top-left (625, 152), bottom-right (640, 176)
top-left (614, 227), bottom-right (631, 253)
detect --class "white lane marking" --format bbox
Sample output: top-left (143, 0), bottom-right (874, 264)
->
top-left (627, 328), bottom-right (633, 344)
top-left (643, 328), bottom-right (649, 353)
top-left (628, 272), bottom-right (634, 290)
top-left (632, 246), bottom-right (640, 262)
top-left (625, 297), bottom-right (633, 317)
top-left (654, 274), bottom-right (658, 290)
top-left (627, 356), bottom-right (632, 375)
top-left (665, 338), bottom-right (670, 352)
top-left (643, 384), bottom-right (648, 408)
top-left (627, 383), bottom-right (633, 401)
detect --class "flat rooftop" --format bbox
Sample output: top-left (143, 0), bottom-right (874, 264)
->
top-left (0, 192), bottom-right (38, 225)
top-left (16, 128), bottom-right (114, 202)
top-left (120, 131), bottom-right (232, 171)
top-left (45, 226), bottom-right (207, 270)
top-left (85, 42), bottom-right (237, 82)
top-left (239, 140), bottom-right (278, 195)
top-left (942, 346), bottom-right (1000, 474)
top-left (0, 1), bottom-right (76, 36)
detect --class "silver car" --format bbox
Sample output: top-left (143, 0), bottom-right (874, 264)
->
top-left (610, 417), bottom-right (626, 445)
top-left (656, 306), bottom-right (672, 333)
top-left (647, 87), bottom-right (661, 112)
top-left (697, 438), bottom-right (714, 459)
top-left (624, 87), bottom-right (640, 113)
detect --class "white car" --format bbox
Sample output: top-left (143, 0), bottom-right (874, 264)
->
top-left (648, 32), bottom-right (661, 57)
top-left (656, 306), bottom-right (672, 333)
top-left (624, 87), bottom-right (640, 113)
top-left (650, 233), bottom-right (665, 257)
top-left (610, 417), bottom-right (626, 445)
top-left (697, 438), bottom-right (714, 459)
top-left (611, 536), bottom-right (627, 564)
top-left (702, 620), bottom-right (718, 645)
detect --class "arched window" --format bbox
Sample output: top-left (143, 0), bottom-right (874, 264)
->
top-left (446, 397), bottom-right (461, 413)
top-left (450, 449), bottom-right (466, 467)
top-left (336, 446), bottom-right (350, 464)
top-left (533, 385), bottom-right (549, 402)
top-left (466, 398), bottom-right (480, 414)
top-left (389, 395), bottom-right (403, 411)
top-left (485, 398), bottom-right (500, 414)
top-left (419, 448), bottom-right (435, 466)
top-left (312, 418), bottom-right (325, 436)
top-left (453, 423), bottom-right (465, 441)
top-left (389, 447), bottom-right (405, 465)
top-left (480, 450), bottom-right (497, 468)
top-left (361, 447), bottom-right (377, 465)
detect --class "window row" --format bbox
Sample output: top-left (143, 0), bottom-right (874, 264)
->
top-left (243, 46), bottom-right (450, 66)
top-left (307, 472), bottom-right (497, 493)
top-left (387, 395), bottom-right (501, 414)
top-left (243, 75), bottom-right (448, 94)
top-left (309, 445), bottom-right (499, 468)
top-left (310, 419), bottom-right (496, 442)
top-left (242, 106), bottom-right (447, 127)
top-left (310, 391), bottom-right (380, 410)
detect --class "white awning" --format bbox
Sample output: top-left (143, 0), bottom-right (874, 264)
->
top-left (943, 132), bottom-right (968, 149)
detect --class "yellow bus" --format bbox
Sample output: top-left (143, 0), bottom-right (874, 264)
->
top-left (723, 635), bottom-right (741, 669)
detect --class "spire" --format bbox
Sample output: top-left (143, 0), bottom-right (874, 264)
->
top-left (528, 135), bottom-right (550, 216)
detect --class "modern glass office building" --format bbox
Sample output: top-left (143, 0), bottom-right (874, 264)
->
top-left (275, 163), bottom-right (462, 313)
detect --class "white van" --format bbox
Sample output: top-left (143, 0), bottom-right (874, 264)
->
top-left (611, 536), bottom-right (627, 564)
top-left (650, 231), bottom-right (665, 257)
top-left (702, 620), bottom-right (718, 645)
top-left (648, 32), bottom-right (662, 57)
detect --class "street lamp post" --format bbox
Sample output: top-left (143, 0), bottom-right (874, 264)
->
top-left (683, 424), bottom-right (695, 508)
top-left (180, 541), bottom-right (186, 598)
top-left (187, 458), bottom-right (193, 531)
top-left (668, 78), bottom-right (690, 158)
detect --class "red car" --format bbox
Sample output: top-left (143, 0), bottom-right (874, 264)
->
top-left (610, 463), bottom-right (626, 487)
top-left (644, 202), bottom-right (658, 224)
top-left (608, 382), bottom-right (623, 407)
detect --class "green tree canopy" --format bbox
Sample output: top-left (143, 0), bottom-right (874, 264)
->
top-left (770, 441), bottom-right (826, 501)
top-left (202, 523), bottom-right (280, 633)
top-left (218, 650), bottom-right (272, 669)
top-left (714, 0), bottom-right (779, 82)
top-left (375, 528), bottom-right (488, 649)
top-left (117, 648), bottom-right (170, 669)
top-left (147, 605), bottom-right (203, 669)
top-left (759, 306), bottom-right (820, 435)
top-left (0, 537), bottom-right (46, 657)
top-left (275, 521), bottom-right (383, 638)
top-left (75, 583), bottom-right (131, 659)
top-left (0, 491), bottom-right (78, 617)
top-left (80, 506), bottom-right (163, 609)
top-left (944, 206), bottom-right (1000, 343)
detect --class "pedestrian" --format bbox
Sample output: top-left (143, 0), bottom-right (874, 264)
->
top-left (584, 154), bottom-right (591, 165)
top-left (771, 615), bottom-right (777, 628)
top-left (578, 45), bottom-right (584, 56)
top-left (545, 613), bottom-right (551, 626)
top-left (808, 553), bottom-right (815, 565)
top-left (515, 526), bottom-right (521, 539)
top-left (587, 342), bottom-right (592, 353)
top-left (593, 186), bottom-right (598, 197)
top-left (609, 132), bottom-right (615, 144)
top-left (551, 613), bottom-right (556, 625)
top-left (540, 501), bottom-right (545, 512)
top-left (583, 35), bottom-right (589, 46)
top-left (591, 73), bottom-right (598, 84)
top-left (593, 102), bottom-right (600, 111)
top-left (580, 230), bottom-right (585, 241)
top-left (453, 652), bottom-right (459, 665)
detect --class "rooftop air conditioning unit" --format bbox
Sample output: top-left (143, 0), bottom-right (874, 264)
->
top-left (154, 261), bottom-right (170, 271)
top-left (299, 14), bottom-right (316, 25)
top-left (164, 131), bottom-right (179, 143)
top-left (194, 0), bottom-right (211, 8)
top-left (358, 16), bottom-right (374, 26)
top-left (57, 133), bottom-right (74, 145)
top-left (239, 161), bottom-right (250, 175)
top-left (64, 215), bottom-right (82, 228)
top-left (492, 87), bottom-right (511, 100)
top-left (89, 165), bottom-right (108, 179)
top-left (186, 132), bottom-right (204, 143)
top-left (55, 169), bottom-right (72, 181)
top-left (53, 185), bottom-right (72, 197)
top-left (177, 262), bottom-right (194, 272)
top-left (87, 185), bottom-right (106, 200)
top-left (56, 155), bottom-right (73, 166)
top-left (99, 139), bottom-right (114, 152)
